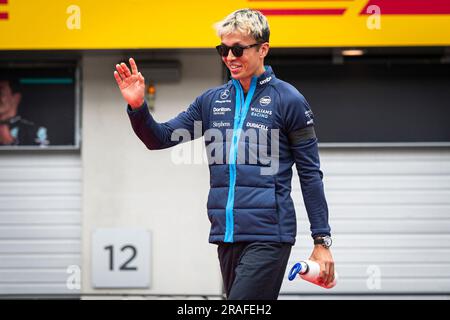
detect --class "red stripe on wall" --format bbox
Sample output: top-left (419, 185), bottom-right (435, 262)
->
top-left (256, 8), bottom-right (346, 15)
top-left (0, 12), bottom-right (8, 20)
top-left (0, 0), bottom-right (7, 4)
top-left (360, 0), bottom-right (450, 15)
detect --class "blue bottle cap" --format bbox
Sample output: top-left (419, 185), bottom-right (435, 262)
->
top-left (288, 262), bottom-right (303, 281)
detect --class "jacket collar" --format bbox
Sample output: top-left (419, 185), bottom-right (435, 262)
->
top-left (256, 65), bottom-right (275, 89)
top-left (228, 65), bottom-right (275, 90)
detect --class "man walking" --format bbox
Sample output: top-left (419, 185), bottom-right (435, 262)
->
top-left (114, 9), bottom-right (334, 300)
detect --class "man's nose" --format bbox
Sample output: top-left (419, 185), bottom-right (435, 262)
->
top-left (226, 49), bottom-right (236, 61)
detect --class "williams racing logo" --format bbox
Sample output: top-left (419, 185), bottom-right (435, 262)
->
top-left (251, 106), bottom-right (272, 119)
top-left (259, 96), bottom-right (271, 107)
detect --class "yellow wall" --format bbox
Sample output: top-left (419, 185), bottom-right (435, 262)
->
top-left (1, 0), bottom-right (450, 49)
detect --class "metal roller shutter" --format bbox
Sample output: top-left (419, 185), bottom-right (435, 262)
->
top-left (282, 149), bottom-right (450, 295)
top-left (0, 152), bottom-right (81, 295)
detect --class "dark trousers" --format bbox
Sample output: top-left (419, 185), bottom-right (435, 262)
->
top-left (217, 241), bottom-right (292, 300)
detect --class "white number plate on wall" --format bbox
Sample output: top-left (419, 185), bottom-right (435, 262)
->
top-left (92, 228), bottom-right (151, 288)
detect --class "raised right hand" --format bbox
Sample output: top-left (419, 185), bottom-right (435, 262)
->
top-left (114, 57), bottom-right (145, 109)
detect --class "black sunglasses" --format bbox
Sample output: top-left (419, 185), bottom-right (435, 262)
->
top-left (215, 43), bottom-right (261, 58)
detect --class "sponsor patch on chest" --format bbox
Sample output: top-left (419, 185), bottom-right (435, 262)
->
top-left (250, 106), bottom-right (272, 119)
top-left (212, 120), bottom-right (232, 128)
top-left (213, 106), bottom-right (232, 115)
top-left (246, 121), bottom-right (268, 131)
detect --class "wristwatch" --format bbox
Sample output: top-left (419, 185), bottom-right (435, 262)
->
top-left (314, 235), bottom-right (332, 249)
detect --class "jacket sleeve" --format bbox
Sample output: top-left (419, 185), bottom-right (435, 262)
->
top-left (282, 90), bottom-right (331, 239)
top-left (126, 94), bottom-right (204, 150)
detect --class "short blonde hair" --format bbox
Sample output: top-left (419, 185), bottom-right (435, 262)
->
top-left (214, 9), bottom-right (270, 43)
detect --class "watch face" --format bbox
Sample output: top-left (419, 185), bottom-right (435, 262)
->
top-left (324, 237), bottom-right (332, 247)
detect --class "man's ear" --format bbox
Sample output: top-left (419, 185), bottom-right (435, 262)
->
top-left (259, 42), bottom-right (270, 58)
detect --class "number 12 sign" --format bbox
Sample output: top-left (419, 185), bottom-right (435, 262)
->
top-left (92, 228), bottom-right (151, 288)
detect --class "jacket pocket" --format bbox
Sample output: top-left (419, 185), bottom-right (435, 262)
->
top-left (233, 208), bottom-right (279, 236)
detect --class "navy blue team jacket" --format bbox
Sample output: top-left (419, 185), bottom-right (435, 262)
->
top-left (127, 66), bottom-right (331, 244)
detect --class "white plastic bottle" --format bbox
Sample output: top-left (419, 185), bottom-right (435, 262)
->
top-left (288, 260), bottom-right (338, 289)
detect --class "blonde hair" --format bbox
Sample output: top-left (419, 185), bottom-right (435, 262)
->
top-left (214, 9), bottom-right (270, 43)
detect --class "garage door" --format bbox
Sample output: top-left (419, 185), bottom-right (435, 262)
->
top-left (282, 148), bottom-right (450, 294)
top-left (0, 152), bottom-right (81, 295)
